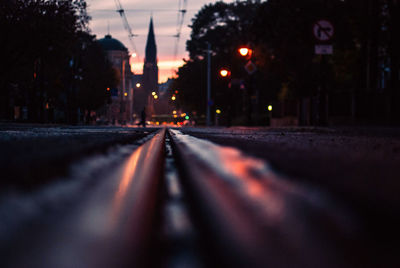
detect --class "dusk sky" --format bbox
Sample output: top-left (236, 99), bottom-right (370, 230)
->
top-left (86, 0), bottom-right (234, 83)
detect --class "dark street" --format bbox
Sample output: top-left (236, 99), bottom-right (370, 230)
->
top-left (2, 0), bottom-right (400, 267)
top-left (0, 124), bottom-right (399, 267)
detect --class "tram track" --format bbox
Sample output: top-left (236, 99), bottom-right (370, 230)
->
top-left (0, 126), bottom-right (158, 192)
top-left (1, 127), bottom-right (390, 267)
top-left (2, 129), bottom-right (164, 268)
top-left (168, 129), bottom-right (363, 268)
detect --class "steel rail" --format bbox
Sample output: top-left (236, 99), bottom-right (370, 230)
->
top-left (8, 128), bottom-right (166, 268)
top-left (168, 128), bottom-right (357, 267)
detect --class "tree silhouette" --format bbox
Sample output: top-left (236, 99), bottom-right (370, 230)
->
top-left (175, 0), bottom-right (400, 125)
top-left (0, 0), bottom-right (116, 123)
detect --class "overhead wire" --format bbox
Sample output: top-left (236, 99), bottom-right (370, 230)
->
top-left (91, 8), bottom-right (196, 12)
top-left (113, 0), bottom-right (140, 63)
top-left (171, 0), bottom-right (187, 76)
top-left (107, 0), bottom-right (188, 78)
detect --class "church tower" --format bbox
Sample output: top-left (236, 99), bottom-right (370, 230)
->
top-left (143, 17), bottom-right (158, 116)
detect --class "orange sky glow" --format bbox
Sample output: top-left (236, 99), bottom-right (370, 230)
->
top-left (87, 0), bottom-right (234, 84)
top-left (130, 57), bottom-right (185, 83)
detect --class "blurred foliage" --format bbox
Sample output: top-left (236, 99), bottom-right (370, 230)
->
top-left (0, 0), bottom-right (118, 123)
top-left (173, 0), bottom-right (383, 123)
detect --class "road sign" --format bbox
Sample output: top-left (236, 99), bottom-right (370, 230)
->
top-left (315, 45), bottom-right (333, 55)
top-left (111, 88), bottom-right (118, 97)
top-left (245, 60), bottom-right (257, 75)
top-left (313, 20), bottom-right (334, 41)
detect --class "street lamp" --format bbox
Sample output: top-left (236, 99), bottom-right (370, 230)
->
top-left (238, 45), bottom-right (257, 126)
top-left (171, 95), bottom-right (176, 101)
top-left (267, 104), bottom-right (273, 126)
top-left (238, 47), bottom-right (252, 58)
top-left (136, 83), bottom-right (141, 88)
top-left (219, 68), bottom-right (231, 78)
top-left (215, 108), bottom-right (222, 126)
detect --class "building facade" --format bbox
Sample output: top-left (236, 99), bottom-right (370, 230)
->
top-left (132, 74), bottom-right (143, 121)
top-left (142, 18), bottom-right (159, 117)
top-left (98, 34), bottom-right (134, 124)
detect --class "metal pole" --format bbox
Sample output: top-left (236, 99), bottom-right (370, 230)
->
top-left (207, 42), bottom-right (211, 126)
top-left (366, 0), bottom-right (372, 91)
top-left (122, 58), bottom-right (125, 124)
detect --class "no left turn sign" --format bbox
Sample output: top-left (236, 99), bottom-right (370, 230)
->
top-left (313, 20), bottom-right (334, 41)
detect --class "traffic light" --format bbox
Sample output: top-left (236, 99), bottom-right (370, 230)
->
top-left (238, 46), bottom-right (252, 58)
top-left (219, 68), bottom-right (231, 78)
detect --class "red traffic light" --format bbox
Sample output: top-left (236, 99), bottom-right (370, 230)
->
top-left (219, 68), bottom-right (231, 78)
top-left (238, 47), bottom-right (252, 57)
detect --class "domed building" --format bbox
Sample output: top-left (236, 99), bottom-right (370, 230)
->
top-left (98, 34), bottom-right (134, 125)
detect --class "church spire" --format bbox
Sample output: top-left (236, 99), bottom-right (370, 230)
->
top-left (145, 17), bottom-right (157, 64)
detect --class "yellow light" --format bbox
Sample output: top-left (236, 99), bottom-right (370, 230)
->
top-left (220, 69), bottom-right (229, 77)
top-left (173, 110), bottom-right (177, 114)
top-left (216, 109), bottom-right (221, 114)
top-left (180, 113), bottom-right (186, 117)
top-left (154, 95), bottom-right (158, 99)
top-left (171, 96), bottom-right (176, 101)
top-left (152, 91), bottom-right (156, 96)
top-left (268, 105), bottom-right (273, 111)
top-left (124, 92), bottom-right (128, 97)
top-left (173, 115), bottom-right (178, 118)
top-left (156, 121), bottom-right (159, 125)
top-left (136, 83), bottom-right (141, 88)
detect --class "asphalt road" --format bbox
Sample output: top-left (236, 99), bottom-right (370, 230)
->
top-left (179, 126), bottom-right (400, 267)
top-left (1, 124), bottom-right (399, 267)
top-left (179, 127), bottom-right (400, 209)
top-left (0, 124), bottom-right (157, 192)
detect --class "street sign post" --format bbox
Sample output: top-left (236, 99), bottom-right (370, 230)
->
top-left (313, 20), bottom-right (334, 41)
top-left (313, 19), bottom-right (334, 55)
top-left (315, 44), bottom-right (333, 55)
top-left (111, 88), bottom-right (118, 98)
top-left (244, 60), bottom-right (257, 75)
top-left (313, 19), bottom-right (334, 125)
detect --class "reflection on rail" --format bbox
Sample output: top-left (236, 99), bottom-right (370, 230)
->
top-left (109, 145), bottom-right (142, 230)
top-left (168, 129), bottom-right (358, 267)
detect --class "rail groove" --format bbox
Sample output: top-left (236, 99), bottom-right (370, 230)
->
top-left (6, 128), bottom-right (166, 268)
top-left (3, 127), bottom-right (363, 268)
top-left (168, 128), bottom-right (357, 267)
